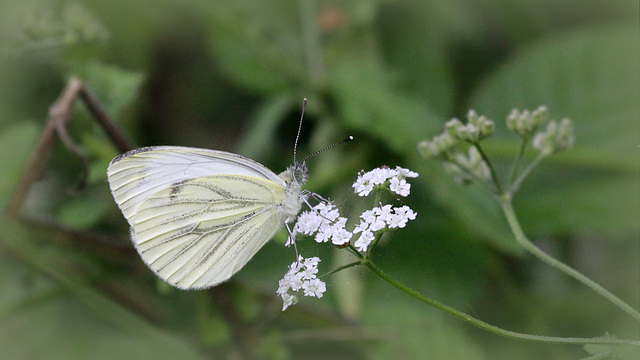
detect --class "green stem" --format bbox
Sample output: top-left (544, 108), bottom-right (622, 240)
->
top-left (320, 260), bottom-right (361, 279)
top-left (509, 152), bottom-right (546, 194)
top-left (473, 142), bottom-right (503, 193)
top-left (448, 160), bottom-right (498, 194)
top-left (364, 259), bottom-right (639, 346)
top-left (508, 137), bottom-right (529, 185)
top-left (499, 196), bottom-right (640, 322)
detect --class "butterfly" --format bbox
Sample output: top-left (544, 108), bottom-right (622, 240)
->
top-left (107, 100), bottom-right (313, 290)
top-left (107, 145), bottom-right (308, 289)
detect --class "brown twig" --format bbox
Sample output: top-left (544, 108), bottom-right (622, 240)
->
top-left (6, 77), bottom-right (135, 218)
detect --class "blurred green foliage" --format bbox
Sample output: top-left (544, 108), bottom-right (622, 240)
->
top-left (0, 0), bottom-right (638, 359)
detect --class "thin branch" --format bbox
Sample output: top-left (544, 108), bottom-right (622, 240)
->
top-left (6, 77), bottom-right (135, 218)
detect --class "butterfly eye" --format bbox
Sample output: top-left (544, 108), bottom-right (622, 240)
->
top-left (292, 162), bottom-right (308, 184)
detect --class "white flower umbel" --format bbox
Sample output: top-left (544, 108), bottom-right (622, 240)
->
top-left (353, 166), bottom-right (418, 197)
top-left (277, 256), bottom-right (325, 311)
top-left (280, 166), bottom-right (418, 311)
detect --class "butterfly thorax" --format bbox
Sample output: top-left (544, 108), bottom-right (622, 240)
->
top-left (278, 161), bottom-right (308, 223)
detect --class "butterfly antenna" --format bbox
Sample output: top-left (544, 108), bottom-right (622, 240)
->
top-left (302, 135), bottom-right (354, 162)
top-left (293, 98), bottom-right (307, 164)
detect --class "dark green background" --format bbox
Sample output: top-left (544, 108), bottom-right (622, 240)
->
top-left (0, 0), bottom-right (638, 359)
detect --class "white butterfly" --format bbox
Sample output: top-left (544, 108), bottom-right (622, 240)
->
top-left (107, 145), bottom-right (308, 289)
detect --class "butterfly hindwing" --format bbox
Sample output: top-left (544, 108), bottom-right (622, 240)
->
top-left (130, 175), bottom-right (287, 289)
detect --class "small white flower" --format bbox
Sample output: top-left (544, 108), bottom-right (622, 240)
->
top-left (281, 293), bottom-right (294, 311)
top-left (369, 218), bottom-right (386, 232)
top-left (302, 278), bottom-right (327, 298)
top-left (277, 278), bottom-right (290, 296)
top-left (304, 256), bottom-right (320, 268)
top-left (295, 211), bottom-right (322, 235)
top-left (354, 230), bottom-right (375, 252)
top-left (301, 266), bottom-right (318, 280)
top-left (360, 209), bottom-right (377, 223)
top-left (331, 228), bottom-right (353, 246)
top-left (374, 205), bottom-right (394, 223)
top-left (389, 177), bottom-right (411, 196)
top-left (370, 168), bottom-right (391, 185)
top-left (289, 272), bottom-right (304, 291)
top-left (278, 256), bottom-right (325, 310)
top-left (395, 166), bottom-right (419, 178)
top-left (388, 213), bottom-right (409, 228)
top-left (353, 220), bottom-right (369, 234)
top-left (394, 205), bottom-right (417, 221)
top-left (353, 178), bottom-right (374, 197)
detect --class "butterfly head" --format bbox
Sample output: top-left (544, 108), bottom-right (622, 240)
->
top-left (280, 161), bottom-right (308, 186)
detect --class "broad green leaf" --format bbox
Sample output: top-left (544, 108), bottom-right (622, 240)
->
top-left (469, 25), bottom-right (639, 239)
top-left (328, 61), bottom-right (438, 154)
top-left (375, 2), bottom-right (454, 116)
top-left (67, 61), bottom-right (144, 118)
top-left (206, 1), bottom-right (304, 94)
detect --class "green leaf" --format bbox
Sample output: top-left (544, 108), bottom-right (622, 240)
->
top-left (469, 25), bottom-right (639, 239)
top-left (0, 121), bottom-right (40, 207)
top-left (206, 1), bottom-right (304, 94)
top-left (328, 60), bottom-right (439, 155)
top-left (67, 61), bottom-right (144, 118)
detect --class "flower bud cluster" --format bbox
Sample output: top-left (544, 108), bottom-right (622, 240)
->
top-left (532, 118), bottom-right (575, 156)
top-left (418, 133), bottom-right (457, 158)
top-left (506, 106), bottom-right (548, 137)
top-left (446, 110), bottom-right (495, 143)
top-left (418, 110), bottom-right (494, 159)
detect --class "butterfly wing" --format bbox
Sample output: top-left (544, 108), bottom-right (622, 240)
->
top-left (108, 146), bottom-right (285, 220)
top-left (107, 146), bottom-right (289, 289)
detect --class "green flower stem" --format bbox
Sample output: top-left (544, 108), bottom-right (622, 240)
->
top-left (448, 161), bottom-right (498, 194)
top-left (508, 137), bottom-right (529, 186)
top-left (364, 258), bottom-right (639, 347)
top-left (509, 152), bottom-right (546, 193)
top-left (473, 143), bottom-right (503, 193)
top-left (499, 195), bottom-right (640, 322)
top-left (320, 260), bottom-right (361, 279)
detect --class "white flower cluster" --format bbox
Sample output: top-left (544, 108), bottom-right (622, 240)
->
top-left (353, 166), bottom-right (419, 197)
top-left (279, 166), bottom-right (419, 311)
top-left (277, 256), bottom-right (326, 311)
top-left (352, 205), bottom-right (417, 252)
top-left (292, 202), bottom-right (352, 246)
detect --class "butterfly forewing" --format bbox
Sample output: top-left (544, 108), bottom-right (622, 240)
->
top-left (107, 146), bottom-right (294, 289)
top-left (108, 146), bottom-right (285, 220)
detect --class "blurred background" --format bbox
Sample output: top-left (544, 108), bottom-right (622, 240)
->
top-left (0, 0), bottom-right (638, 359)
